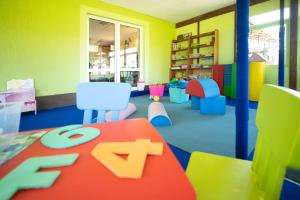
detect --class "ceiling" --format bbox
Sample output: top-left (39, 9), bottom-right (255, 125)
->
top-left (89, 19), bottom-right (139, 45)
top-left (103, 0), bottom-right (236, 23)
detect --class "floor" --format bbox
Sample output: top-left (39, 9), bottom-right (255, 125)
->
top-left (128, 96), bottom-right (258, 157)
top-left (19, 95), bottom-right (300, 199)
top-left (21, 95), bottom-right (258, 157)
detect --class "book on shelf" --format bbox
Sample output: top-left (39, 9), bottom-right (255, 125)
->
top-left (172, 55), bottom-right (187, 60)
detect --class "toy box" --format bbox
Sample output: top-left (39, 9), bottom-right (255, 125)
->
top-left (169, 88), bottom-right (189, 103)
top-left (0, 102), bottom-right (22, 134)
top-left (149, 85), bottom-right (164, 97)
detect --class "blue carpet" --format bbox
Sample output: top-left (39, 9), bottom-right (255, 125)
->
top-left (167, 144), bottom-right (191, 170)
top-left (21, 105), bottom-right (84, 131)
top-left (21, 96), bottom-right (257, 157)
top-left (226, 97), bottom-right (258, 109)
top-left (281, 180), bottom-right (300, 200)
top-left (125, 96), bottom-right (257, 157)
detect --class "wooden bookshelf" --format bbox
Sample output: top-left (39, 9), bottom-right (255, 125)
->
top-left (170, 30), bottom-right (219, 80)
top-left (171, 48), bottom-right (189, 52)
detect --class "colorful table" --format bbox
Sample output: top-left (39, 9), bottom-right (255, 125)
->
top-left (0, 118), bottom-right (196, 200)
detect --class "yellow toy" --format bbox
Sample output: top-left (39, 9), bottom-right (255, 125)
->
top-left (153, 96), bottom-right (160, 102)
top-left (175, 71), bottom-right (183, 79)
top-left (249, 61), bottom-right (265, 101)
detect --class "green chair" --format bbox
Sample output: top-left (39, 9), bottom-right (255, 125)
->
top-left (186, 85), bottom-right (300, 200)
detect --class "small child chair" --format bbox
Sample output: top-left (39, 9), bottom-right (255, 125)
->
top-left (186, 84), bottom-right (300, 200)
top-left (76, 82), bottom-right (131, 124)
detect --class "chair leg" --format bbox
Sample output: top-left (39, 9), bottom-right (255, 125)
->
top-left (83, 110), bottom-right (93, 124)
top-left (96, 110), bottom-right (106, 123)
top-left (35, 101), bottom-right (37, 115)
top-left (111, 110), bottom-right (120, 122)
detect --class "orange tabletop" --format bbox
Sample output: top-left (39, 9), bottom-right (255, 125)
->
top-left (0, 118), bottom-right (196, 200)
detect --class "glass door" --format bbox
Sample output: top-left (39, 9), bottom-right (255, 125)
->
top-left (89, 19), bottom-right (115, 82)
top-left (119, 25), bottom-right (141, 87)
top-left (88, 17), bottom-right (142, 88)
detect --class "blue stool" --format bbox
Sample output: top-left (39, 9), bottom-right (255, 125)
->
top-left (200, 96), bottom-right (226, 115)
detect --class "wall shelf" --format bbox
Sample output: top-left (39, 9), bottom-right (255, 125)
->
top-left (172, 58), bottom-right (188, 61)
top-left (189, 56), bottom-right (214, 59)
top-left (191, 44), bottom-right (214, 49)
top-left (170, 30), bottom-right (219, 80)
top-left (171, 68), bottom-right (187, 71)
top-left (171, 48), bottom-right (189, 52)
top-left (191, 31), bottom-right (215, 38)
top-left (172, 38), bottom-right (190, 43)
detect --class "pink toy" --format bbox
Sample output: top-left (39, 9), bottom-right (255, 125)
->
top-left (181, 64), bottom-right (188, 69)
top-left (149, 84), bottom-right (165, 97)
top-left (105, 103), bottom-right (136, 122)
top-left (0, 79), bottom-right (37, 114)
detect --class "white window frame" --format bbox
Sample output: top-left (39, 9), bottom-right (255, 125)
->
top-left (87, 15), bottom-right (144, 87)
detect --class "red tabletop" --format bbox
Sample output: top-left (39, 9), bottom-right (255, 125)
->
top-left (0, 118), bottom-right (196, 200)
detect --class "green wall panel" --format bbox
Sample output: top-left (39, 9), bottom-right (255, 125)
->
top-left (230, 63), bottom-right (237, 99)
top-left (224, 85), bottom-right (231, 97)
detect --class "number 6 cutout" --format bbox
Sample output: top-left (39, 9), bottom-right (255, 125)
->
top-left (41, 125), bottom-right (100, 149)
top-left (91, 139), bottom-right (163, 178)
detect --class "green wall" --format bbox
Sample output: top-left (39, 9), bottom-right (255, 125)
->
top-left (0, 0), bottom-right (175, 96)
top-left (200, 12), bottom-right (235, 64)
top-left (176, 12), bottom-right (235, 64)
top-left (176, 23), bottom-right (198, 36)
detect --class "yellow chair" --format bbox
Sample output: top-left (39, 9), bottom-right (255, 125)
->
top-left (186, 85), bottom-right (300, 200)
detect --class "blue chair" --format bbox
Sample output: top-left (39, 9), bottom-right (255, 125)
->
top-left (76, 82), bottom-right (131, 124)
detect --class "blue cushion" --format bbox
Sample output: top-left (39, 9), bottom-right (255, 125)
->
top-left (224, 74), bottom-right (232, 86)
top-left (150, 115), bottom-right (172, 126)
top-left (200, 96), bottom-right (226, 115)
top-left (197, 78), bottom-right (220, 98)
top-left (224, 64), bottom-right (232, 75)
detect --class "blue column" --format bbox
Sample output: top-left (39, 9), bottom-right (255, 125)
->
top-left (278, 0), bottom-right (285, 86)
top-left (235, 0), bottom-right (250, 159)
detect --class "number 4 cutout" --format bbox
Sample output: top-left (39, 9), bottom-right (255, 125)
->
top-left (91, 139), bottom-right (163, 178)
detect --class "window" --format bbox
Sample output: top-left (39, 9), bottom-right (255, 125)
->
top-left (249, 9), bottom-right (289, 65)
top-left (249, 25), bottom-right (281, 65)
top-left (250, 8), bottom-right (289, 25)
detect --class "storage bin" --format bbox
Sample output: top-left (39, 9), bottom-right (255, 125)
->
top-left (169, 88), bottom-right (189, 103)
top-left (149, 85), bottom-right (165, 97)
top-left (0, 102), bottom-right (22, 134)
